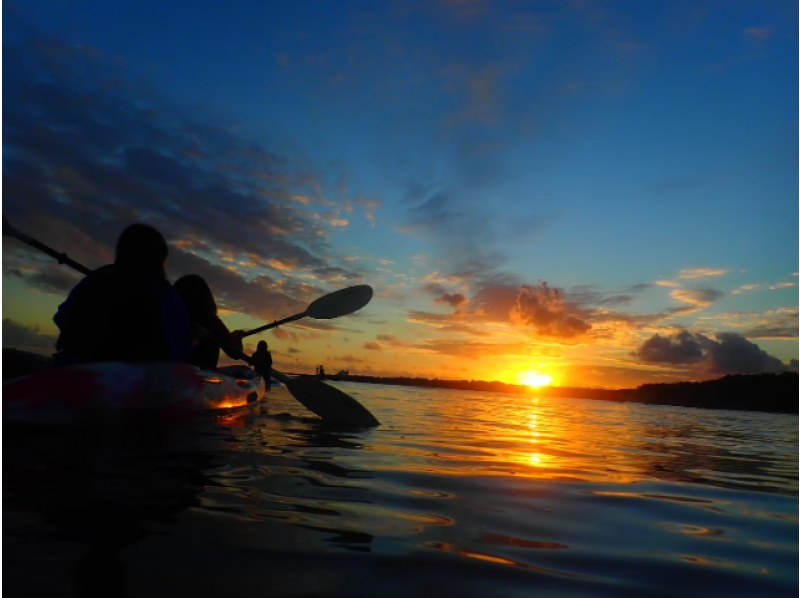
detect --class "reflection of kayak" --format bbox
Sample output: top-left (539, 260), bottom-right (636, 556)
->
top-left (3, 361), bottom-right (266, 424)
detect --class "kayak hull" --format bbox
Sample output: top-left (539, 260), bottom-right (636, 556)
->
top-left (2, 361), bottom-right (266, 424)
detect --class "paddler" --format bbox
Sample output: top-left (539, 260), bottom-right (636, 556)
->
top-left (174, 274), bottom-right (246, 370)
top-left (250, 340), bottom-right (273, 379)
top-left (53, 224), bottom-right (193, 364)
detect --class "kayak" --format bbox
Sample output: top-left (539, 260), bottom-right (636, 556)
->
top-left (3, 360), bottom-right (266, 424)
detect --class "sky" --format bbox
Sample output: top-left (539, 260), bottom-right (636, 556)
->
top-left (2, 0), bottom-right (798, 389)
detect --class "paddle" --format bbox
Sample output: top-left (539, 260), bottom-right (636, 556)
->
top-left (3, 216), bottom-right (380, 427)
top-left (245, 362), bottom-right (380, 428)
top-left (242, 284), bottom-right (373, 336)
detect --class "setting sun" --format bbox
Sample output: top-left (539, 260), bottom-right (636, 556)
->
top-left (518, 370), bottom-right (554, 389)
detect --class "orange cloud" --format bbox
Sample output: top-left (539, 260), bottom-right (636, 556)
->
top-left (678, 267), bottom-right (728, 280)
top-left (669, 288), bottom-right (724, 314)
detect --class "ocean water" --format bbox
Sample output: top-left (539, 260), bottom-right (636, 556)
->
top-left (3, 382), bottom-right (797, 597)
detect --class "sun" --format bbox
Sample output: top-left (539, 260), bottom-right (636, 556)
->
top-left (518, 370), bottom-right (554, 389)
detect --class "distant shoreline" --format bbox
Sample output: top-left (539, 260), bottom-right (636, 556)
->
top-left (333, 372), bottom-right (799, 415)
top-left (4, 348), bottom-right (796, 415)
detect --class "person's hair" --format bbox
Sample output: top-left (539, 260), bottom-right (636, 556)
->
top-left (257, 340), bottom-right (268, 350)
top-left (115, 223), bottom-right (168, 279)
top-left (174, 274), bottom-right (218, 321)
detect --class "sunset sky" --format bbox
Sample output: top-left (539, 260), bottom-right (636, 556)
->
top-left (2, 1), bottom-right (797, 388)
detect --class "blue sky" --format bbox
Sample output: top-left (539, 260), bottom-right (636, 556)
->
top-left (2, 0), bottom-right (797, 387)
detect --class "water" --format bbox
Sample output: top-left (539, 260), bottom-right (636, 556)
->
top-left (3, 383), bottom-right (797, 597)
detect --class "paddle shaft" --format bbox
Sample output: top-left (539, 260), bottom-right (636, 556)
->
top-left (242, 311), bottom-right (306, 337)
top-left (4, 219), bottom-right (92, 275)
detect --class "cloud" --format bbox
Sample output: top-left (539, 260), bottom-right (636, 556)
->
top-left (423, 282), bottom-right (468, 309)
top-left (636, 330), bottom-right (709, 365)
top-left (709, 332), bottom-right (788, 374)
top-left (719, 307), bottom-right (798, 340)
top-left (407, 309), bottom-right (489, 337)
top-left (3, 31), bottom-right (365, 323)
top-left (357, 198), bottom-right (381, 227)
top-left (769, 282), bottom-right (796, 290)
top-left (411, 338), bottom-right (532, 361)
top-left (273, 327), bottom-right (300, 342)
top-left (731, 283), bottom-right (760, 296)
top-left (2, 318), bottom-right (57, 354)
top-left (2, 262), bottom-right (82, 296)
top-left (636, 330), bottom-right (790, 375)
top-left (470, 276), bottom-right (521, 320)
top-left (678, 267), bottom-right (728, 280)
top-left (564, 283), bottom-right (651, 308)
top-left (510, 282), bottom-right (591, 339)
top-left (435, 292), bottom-right (468, 308)
top-left (730, 279), bottom-right (796, 296)
top-left (669, 288), bottom-right (724, 314)
top-left (412, 278), bottom-right (601, 341)
top-left (401, 188), bottom-right (507, 278)
top-left (401, 185), bottom-right (550, 284)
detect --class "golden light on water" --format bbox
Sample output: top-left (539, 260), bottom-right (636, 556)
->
top-left (518, 370), bottom-right (553, 389)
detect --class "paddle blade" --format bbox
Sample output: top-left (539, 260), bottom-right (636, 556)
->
top-left (306, 285), bottom-right (373, 320)
top-left (285, 376), bottom-right (380, 427)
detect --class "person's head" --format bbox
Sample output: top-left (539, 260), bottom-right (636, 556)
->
top-left (174, 274), bottom-right (217, 320)
top-left (257, 340), bottom-right (268, 351)
top-left (115, 223), bottom-right (168, 279)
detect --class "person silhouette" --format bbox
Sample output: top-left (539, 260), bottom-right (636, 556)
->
top-left (174, 274), bottom-right (245, 370)
top-left (250, 340), bottom-right (273, 380)
top-left (53, 223), bottom-right (192, 364)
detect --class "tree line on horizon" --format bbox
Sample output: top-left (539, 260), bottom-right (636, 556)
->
top-left (338, 371), bottom-right (798, 414)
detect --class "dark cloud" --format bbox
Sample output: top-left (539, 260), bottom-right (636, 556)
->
top-left (510, 283), bottom-right (591, 339)
top-left (2, 318), bottom-right (56, 354)
top-left (636, 330), bottom-right (790, 375)
top-left (435, 292), bottom-right (467, 308)
top-left (422, 282), bottom-right (467, 309)
top-left (709, 332), bottom-right (788, 375)
top-left (4, 30), bottom-right (364, 321)
top-left (637, 330), bottom-right (709, 364)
